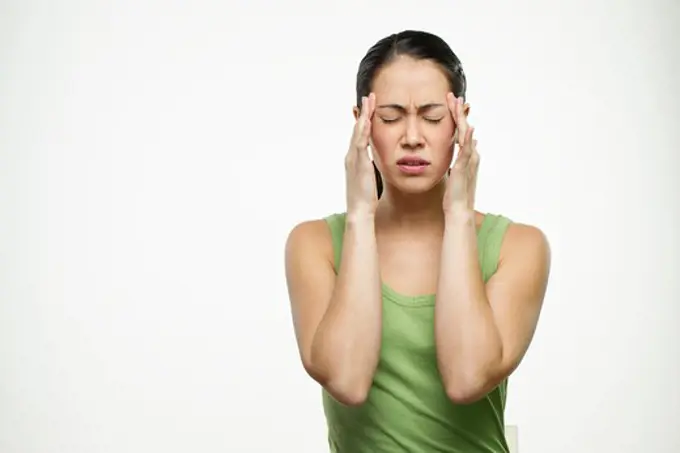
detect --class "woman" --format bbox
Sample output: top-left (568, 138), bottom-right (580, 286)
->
top-left (284, 30), bottom-right (551, 452)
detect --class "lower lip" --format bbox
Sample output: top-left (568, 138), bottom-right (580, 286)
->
top-left (397, 164), bottom-right (429, 175)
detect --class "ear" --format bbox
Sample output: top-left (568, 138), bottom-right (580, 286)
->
top-left (353, 106), bottom-right (360, 121)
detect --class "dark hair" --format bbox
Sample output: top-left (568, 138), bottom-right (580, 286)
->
top-left (355, 30), bottom-right (467, 198)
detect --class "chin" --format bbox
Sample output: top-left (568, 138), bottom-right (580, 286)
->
top-left (387, 174), bottom-right (444, 195)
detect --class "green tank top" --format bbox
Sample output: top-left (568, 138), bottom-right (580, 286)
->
top-left (322, 212), bottom-right (513, 453)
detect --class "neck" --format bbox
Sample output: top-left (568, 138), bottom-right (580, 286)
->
top-left (375, 182), bottom-right (447, 229)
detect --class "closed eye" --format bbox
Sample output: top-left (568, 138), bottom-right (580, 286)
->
top-left (379, 116), bottom-right (444, 124)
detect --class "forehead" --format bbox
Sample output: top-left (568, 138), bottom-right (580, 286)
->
top-left (371, 56), bottom-right (449, 104)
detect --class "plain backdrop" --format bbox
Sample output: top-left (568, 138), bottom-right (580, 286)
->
top-left (1, 0), bottom-right (679, 452)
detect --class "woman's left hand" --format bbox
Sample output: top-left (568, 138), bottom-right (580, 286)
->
top-left (443, 93), bottom-right (479, 214)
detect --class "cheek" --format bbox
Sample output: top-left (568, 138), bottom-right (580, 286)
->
top-left (431, 125), bottom-right (455, 157)
top-left (370, 126), bottom-right (396, 151)
top-left (371, 146), bottom-right (389, 170)
top-left (369, 127), bottom-right (396, 164)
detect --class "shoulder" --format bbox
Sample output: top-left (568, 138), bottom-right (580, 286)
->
top-left (498, 218), bottom-right (551, 270)
top-left (285, 215), bottom-right (336, 265)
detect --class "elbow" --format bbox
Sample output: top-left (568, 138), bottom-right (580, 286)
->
top-left (326, 380), bottom-right (371, 407)
top-left (302, 360), bottom-right (371, 407)
top-left (440, 350), bottom-right (509, 404)
top-left (442, 370), bottom-right (500, 405)
top-left (444, 384), bottom-right (488, 405)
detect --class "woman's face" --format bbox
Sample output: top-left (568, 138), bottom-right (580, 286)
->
top-left (356, 56), bottom-right (465, 195)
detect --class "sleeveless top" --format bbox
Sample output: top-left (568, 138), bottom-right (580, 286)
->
top-left (322, 212), bottom-right (513, 453)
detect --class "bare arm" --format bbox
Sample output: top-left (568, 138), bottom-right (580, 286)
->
top-left (285, 214), bottom-right (382, 406)
top-left (435, 210), bottom-right (551, 404)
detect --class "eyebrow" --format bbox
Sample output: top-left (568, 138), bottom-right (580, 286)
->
top-left (376, 103), bottom-right (445, 113)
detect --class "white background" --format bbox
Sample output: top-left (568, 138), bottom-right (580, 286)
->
top-left (1, 0), bottom-right (679, 452)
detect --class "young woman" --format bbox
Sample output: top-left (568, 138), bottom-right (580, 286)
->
top-left (284, 30), bottom-right (551, 453)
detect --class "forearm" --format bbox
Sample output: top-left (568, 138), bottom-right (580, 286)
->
top-left (311, 213), bottom-right (382, 403)
top-left (435, 210), bottom-right (503, 402)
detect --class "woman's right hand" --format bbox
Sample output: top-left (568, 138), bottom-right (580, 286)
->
top-left (345, 93), bottom-right (378, 217)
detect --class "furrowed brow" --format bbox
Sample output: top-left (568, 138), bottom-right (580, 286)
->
top-left (376, 103), bottom-right (445, 113)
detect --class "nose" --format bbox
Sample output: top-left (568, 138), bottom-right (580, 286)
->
top-left (401, 116), bottom-right (424, 150)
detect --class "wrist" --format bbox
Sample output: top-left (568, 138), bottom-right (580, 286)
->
top-left (346, 210), bottom-right (376, 226)
top-left (444, 207), bottom-right (475, 225)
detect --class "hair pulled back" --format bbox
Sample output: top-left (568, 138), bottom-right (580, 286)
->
top-left (355, 30), bottom-right (467, 198)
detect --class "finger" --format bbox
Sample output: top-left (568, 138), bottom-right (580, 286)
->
top-left (353, 96), bottom-right (369, 148)
top-left (359, 95), bottom-right (368, 124)
top-left (454, 127), bottom-right (474, 170)
top-left (468, 139), bottom-right (479, 179)
top-left (469, 139), bottom-right (480, 171)
top-left (464, 126), bottom-right (474, 151)
top-left (446, 92), bottom-right (458, 124)
top-left (346, 96), bottom-right (368, 167)
top-left (367, 92), bottom-right (376, 118)
top-left (359, 93), bottom-right (375, 147)
top-left (468, 139), bottom-right (479, 208)
top-left (456, 98), bottom-right (469, 147)
top-left (446, 93), bottom-right (459, 145)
